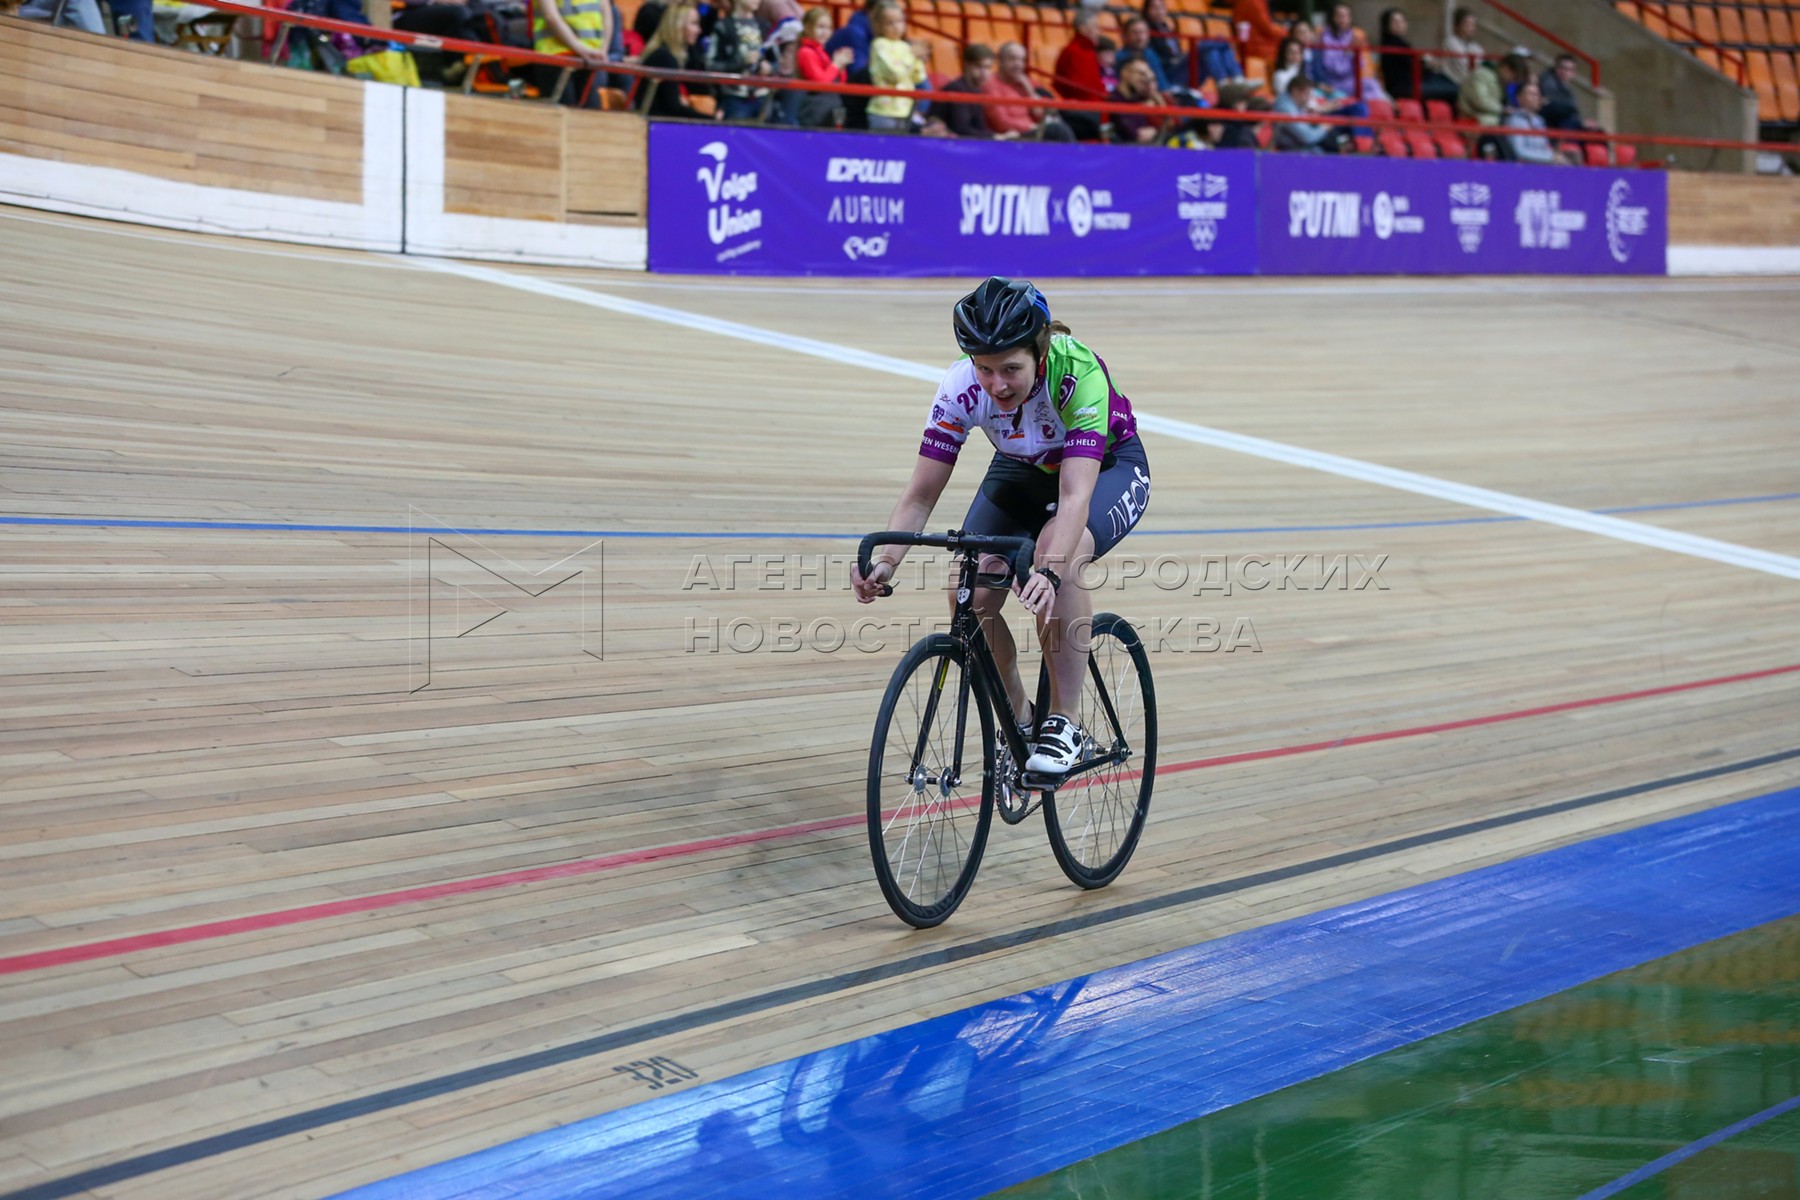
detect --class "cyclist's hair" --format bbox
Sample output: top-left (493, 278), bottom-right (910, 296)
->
top-left (1034, 320), bottom-right (1073, 357)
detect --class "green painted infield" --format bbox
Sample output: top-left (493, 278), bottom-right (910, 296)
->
top-left (999, 916), bottom-right (1800, 1200)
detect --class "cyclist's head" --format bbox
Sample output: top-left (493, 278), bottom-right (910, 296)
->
top-left (954, 277), bottom-right (1064, 407)
top-left (953, 276), bottom-right (1051, 358)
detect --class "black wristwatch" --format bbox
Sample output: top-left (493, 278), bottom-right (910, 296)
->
top-left (1034, 567), bottom-right (1062, 593)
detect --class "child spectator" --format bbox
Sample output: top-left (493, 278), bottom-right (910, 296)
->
top-left (795, 6), bottom-right (852, 126)
top-left (940, 43), bottom-right (1000, 138)
top-left (707, 0), bottom-right (771, 122)
top-left (1096, 36), bottom-right (1119, 93)
top-left (867, 2), bottom-right (927, 132)
top-left (1274, 74), bottom-right (1348, 152)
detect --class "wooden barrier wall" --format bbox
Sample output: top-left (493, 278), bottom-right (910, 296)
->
top-left (1668, 173), bottom-right (1800, 246)
top-left (0, 18), bottom-right (365, 203)
top-left (441, 92), bottom-right (644, 225)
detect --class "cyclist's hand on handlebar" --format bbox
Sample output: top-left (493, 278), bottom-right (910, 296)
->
top-left (852, 560), bottom-right (894, 604)
top-left (1016, 569), bottom-right (1057, 618)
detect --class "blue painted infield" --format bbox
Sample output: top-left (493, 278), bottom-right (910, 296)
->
top-left (335, 785), bottom-right (1800, 1200)
top-left (3, 490), bottom-right (1797, 542)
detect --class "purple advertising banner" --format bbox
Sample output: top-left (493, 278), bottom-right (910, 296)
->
top-left (648, 123), bottom-right (1261, 277)
top-left (1257, 153), bottom-right (1667, 276)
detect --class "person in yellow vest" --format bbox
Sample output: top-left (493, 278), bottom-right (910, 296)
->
top-left (532, 0), bottom-right (610, 105)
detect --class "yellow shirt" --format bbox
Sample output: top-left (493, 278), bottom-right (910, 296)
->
top-left (869, 36), bottom-right (927, 118)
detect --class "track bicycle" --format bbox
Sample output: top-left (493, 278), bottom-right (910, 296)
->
top-left (857, 530), bottom-right (1158, 928)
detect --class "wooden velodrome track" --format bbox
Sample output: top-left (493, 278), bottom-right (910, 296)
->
top-left (1, 204), bottom-right (1797, 1199)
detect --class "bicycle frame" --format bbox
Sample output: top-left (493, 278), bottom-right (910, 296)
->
top-left (859, 530), bottom-right (1136, 795)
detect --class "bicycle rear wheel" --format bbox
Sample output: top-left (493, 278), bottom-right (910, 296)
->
top-left (1044, 612), bottom-right (1156, 888)
top-left (868, 633), bottom-right (995, 927)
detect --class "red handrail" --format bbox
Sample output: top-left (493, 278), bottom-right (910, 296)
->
top-left (1480, 0), bottom-right (1601, 87)
top-left (1623, 0), bottom-right (1750, 87)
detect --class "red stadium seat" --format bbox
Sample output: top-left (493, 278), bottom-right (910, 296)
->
top-left (1583, 142), bottom-right (1610, 166)
top-left (1378, 128), bottom-right (1409, 156)
top-left (1614, 142), bottom-right (1637, 167)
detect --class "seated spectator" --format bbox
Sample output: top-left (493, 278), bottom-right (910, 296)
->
top-left (1141, 0), bottom-right (1188, 88)
top-left (396, 0), bottom-right (489, 83)
top-left (635, 3), bottom-right (711, 119)
top-left (1231, 0), bottom-right (1283, 71)
top-left (987, 40), bottom-right (1077, 142)
top-left (1506, 78), bottom-right (1577, 164)
top-left (1377, 7), bottom-right (1456, 103)
top-left (762, 17), bottom-right (804, 123)
top-left (1315, 3), bottom-right (1361, 97)
top-left (1110, 54), bottom-right (1169, 144)
top-left (940, 43), bottom-right (1001, 138)
top-left (795, 6), bottom-right (852, 127)
top-left (1459, 51), bottom-right (1522, 127)
top-left (1270, 34), bottom-right (1310, 99)
top-left (1273, 74), bottom-right (1348, 153)
top-left (825, 0), bottom-right (883, 128)
top-left (867, 2), bottom-right (928, 132)
top-left (707, 0), bottom-right (772, 122)
top-left (1442, 6), bottom-right (1483, 89)
top-left (1119, 17), bottom-right (1172, 92)
top-left (533, 0), bottom-right (611, 105)
top-left (1096, 35), bottom-right (1119, 93)
top-left (757, 0), bottom-right (801, 32)
top-left (1538, 52), bottom-right (1595, 131)
top-left (17, 0), bottom-right (107, 35)
top-left (1211, 81), bottom-right (1264, 148)
top-left (1053, 11), bottom-right (1108, 140)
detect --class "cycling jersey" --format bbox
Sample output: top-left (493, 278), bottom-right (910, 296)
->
top-left (919, 334), bottom-right (1139, 473)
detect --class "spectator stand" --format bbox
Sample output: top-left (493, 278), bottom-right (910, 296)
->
top-left (1618, 0), bottom-right (1800, 129)
top-left (15, 0), bottom-right (1800, 169)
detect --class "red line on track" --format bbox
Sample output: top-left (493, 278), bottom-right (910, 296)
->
top-left (4, 661), bottom-right (1796, 977)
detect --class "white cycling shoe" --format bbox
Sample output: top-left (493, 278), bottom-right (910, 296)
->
top-left (1025, 714), bottom-right (1087, 775)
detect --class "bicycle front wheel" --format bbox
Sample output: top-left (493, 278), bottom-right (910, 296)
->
top-left (868, 633), bottom-right (995, 927)
top-left (1044, 612), bottom-right (1156, 889)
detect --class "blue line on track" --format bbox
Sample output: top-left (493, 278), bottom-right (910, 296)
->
top-left (329, 785), bottom-right (1800, 1200)
top-left (1576, 1091), bottom-right (1800, 1199)
top-left (2, 491), bottom-right (1796, 541)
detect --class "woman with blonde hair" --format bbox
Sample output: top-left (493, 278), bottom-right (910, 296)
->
top-left (636, 3), bottom-right (712, 120)
top-left (868, 2), bottom-right (929, 131)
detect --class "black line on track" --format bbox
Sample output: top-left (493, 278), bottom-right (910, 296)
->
top-left (8, 745), bottom-right (1799, 1200)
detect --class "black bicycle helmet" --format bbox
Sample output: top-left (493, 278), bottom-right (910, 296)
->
top-left (952, 276), bottom-right (1052, 356)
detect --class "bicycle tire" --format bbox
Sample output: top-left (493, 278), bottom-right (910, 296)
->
top-left (867, 633), bottom-right (996, 927)
top-left (1043, 612), bottom-right (1156, 889)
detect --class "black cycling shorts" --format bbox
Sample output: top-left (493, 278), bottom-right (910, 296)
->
top-left (959, 436), bottom-right (1150, 560)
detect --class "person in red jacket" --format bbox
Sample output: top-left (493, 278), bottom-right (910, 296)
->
top-left (1232, 0), bottom-right (1284, 71)
top-left (793, 6), bottom-right (854, 125)
top-left (1052, 11), bottom-right (1107, 139)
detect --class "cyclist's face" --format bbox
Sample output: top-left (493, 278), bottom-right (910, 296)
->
top-left (971, 348), bottom-right (1036, 408)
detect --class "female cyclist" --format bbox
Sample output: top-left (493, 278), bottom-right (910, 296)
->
top-left (851, 277), bottom-right (1152, 775)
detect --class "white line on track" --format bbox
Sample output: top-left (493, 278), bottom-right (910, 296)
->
top-left (416, 256), bottom-right (1800, 582)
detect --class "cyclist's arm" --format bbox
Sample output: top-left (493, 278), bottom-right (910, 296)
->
top-left (1037, 456), bottom-right (1100, 576)
top-left (872, 454), bottom-right (955, 573)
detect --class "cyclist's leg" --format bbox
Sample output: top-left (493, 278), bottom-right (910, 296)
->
top-left (959, 489), bottom-right (1034, 718)
top-left (1044, 438), bottom-right (1152, 718)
